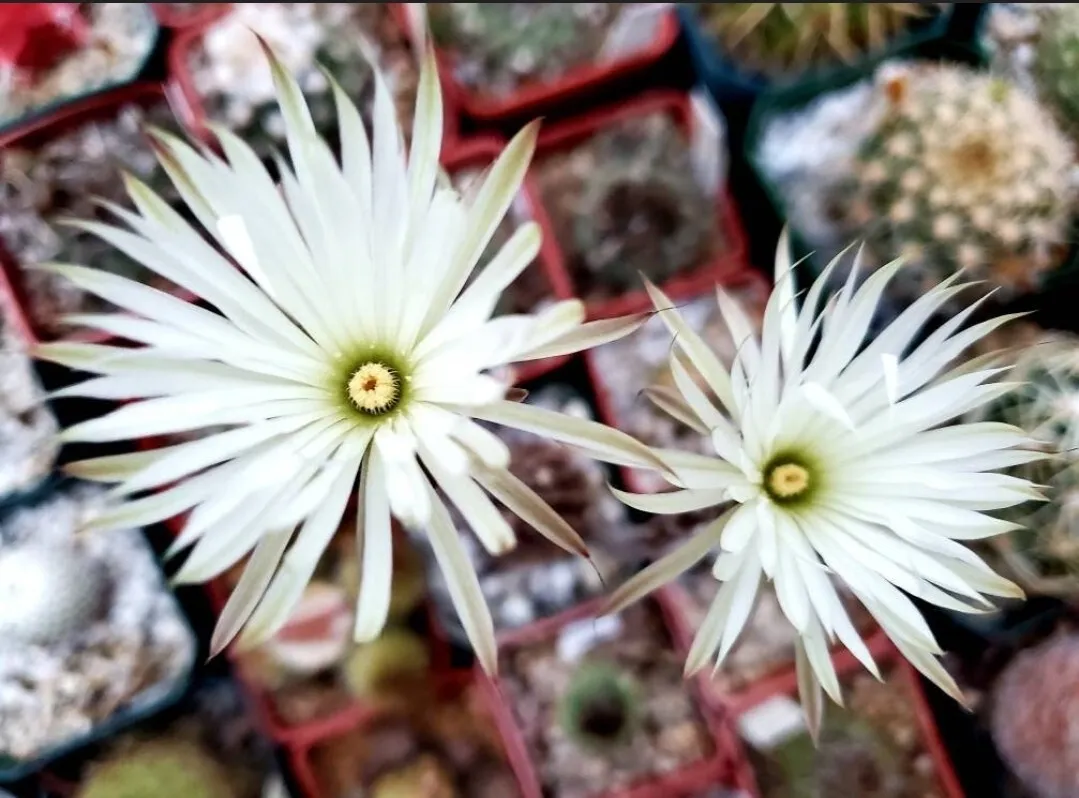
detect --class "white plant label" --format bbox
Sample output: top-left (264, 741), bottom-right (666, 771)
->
top-left (556, 613), bottom-right (624, 663)
top-left (598, 4), bottom-right (671, 62)
top-left (690, 88), bottom-right (727, 198)
top-left (737, 694), bottom-right (808, 751)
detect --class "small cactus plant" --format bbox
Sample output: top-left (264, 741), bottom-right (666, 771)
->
top-left (341, 628), bottom-right (430, 701)
top-left (699, 3), bottom-right (934, 81)
top-left (427, 4), bottom-right (623, 97)
top-left (846, 64), bottom-right (1076, 299)
top-left (369, 754), bottom-right (457, 798)
top-left (990, 633), bottom-right (1079, 798)
top-left (0, 542), bottom-right (110, 645)
top-left (557, 662), bottom-right (640, 751)
top-left (968, 333), bottom-right (1079, 594)
top-left (540, 113), bottom-right (718, 297)
top-left (1031, 5), bottom-right (1079, 137)
top-left (75, 739), bottom-right (236, 798)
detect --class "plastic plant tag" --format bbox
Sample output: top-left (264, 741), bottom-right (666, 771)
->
top-left (597, 3), bottom-right (670, 63)
top-left (556, 613), bottom-right (623, 663)
top-left (689, 87), bottom-right (727, 198)
top-left (737, 694), bottom-right (808, 751)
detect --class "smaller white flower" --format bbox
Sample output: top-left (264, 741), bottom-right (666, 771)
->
top-left (604, 231), bottom-right (1042, 737)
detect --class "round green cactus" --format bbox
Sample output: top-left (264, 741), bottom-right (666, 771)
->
top-left (969, 334), bottom-right (1079, 593)
top-left (340, 627), bottom-right (430, 700)
top-left (557, 661), bottom-right (640, 751)
top-left (700, 3), bottom-right (934, 80)
top-left (847, 64), bottom-right (1075, 300)
top-left (1032, 5), bottom-right (1079, 136)
top-left (75, 739), bottom-right (236, 798)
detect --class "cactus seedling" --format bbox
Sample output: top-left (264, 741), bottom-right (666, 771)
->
top-left (75, 738), bottom-right (236, 798)
top-left (341, 628), bottom-right (431, 702)
top-left (539, 113), bottom-right (718, 297)
top-left (1031, 5), bottom-right (1079, 137)
top-left (700, 3), bottom-right (933, 81)
top-left (0, 542), bottom-right (110, 645)
top-left (968, 334), bottom-right (1079, 592)
top-left (558, 662), bottom-right (640, 751)
top-left (847, 64), bottom-right (1075, 299)
top-left (990, 633), bottom-right (1079, 798)
top-left (427, 4), bottom-right (623, 97)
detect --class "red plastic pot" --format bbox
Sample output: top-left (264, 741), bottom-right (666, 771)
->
top-left (532, 90), bottom-right (751, 322)
top-left (442, 134), bottom-right (576, 385)
top-left (399, 3), bottom-right (679, 125)
top-left (151, 2), bottom-right (230, 29)
top-left (731, 630), bottom-right (964, 798)
top-left (0, 4), bottom-right (87, 78)
top-left (0, 80), bottom-right (201, 345)
top-left (169, 4), bottom-right (459, 150)
top-left (584, 267), bottom-right (768, 496)
top-left (477, 589), bottom-right (738, 798)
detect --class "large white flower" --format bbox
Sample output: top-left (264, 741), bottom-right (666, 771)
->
top-left (605, 231), bottom-right (1042, 733)
top-left (34, 46), bottom-right (666, 671)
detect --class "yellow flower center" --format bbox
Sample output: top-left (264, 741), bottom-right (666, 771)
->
top-left (766, 462), bottom-right (811, 500)
top-left (347, 362), bottom-right (400, 415)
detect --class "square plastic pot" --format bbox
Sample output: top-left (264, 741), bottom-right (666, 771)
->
top-left (585, 267), bottom-right (768, 496)
top-left (477, 589), bottom-right (742, 798)
top-left (407, 3), bottom-right (679, 125)
top-left (0, 80), bottom-right (201, 345)
top-left (0, 479), bottom-right (199, 783)
top-left (0, 5), bottom-right (161, 140)
top-left (533, 89), bottom-right (750, 322)
top-left (168, 4), bottom-right (459, 151)
top-left (441, 134), bottom-right (576, 384)
top-left (730, 631), bottom-right (964, 798)
top-left (680, 2), bottom-right (956, 105)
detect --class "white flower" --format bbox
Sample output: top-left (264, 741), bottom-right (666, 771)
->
top-left (604, 231), bottom-right (1042, 736)
top-left (34, 46), bottom-right (664, 671)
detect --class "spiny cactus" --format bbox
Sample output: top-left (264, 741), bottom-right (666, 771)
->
top-left (846, 64), bottom-right (1075, 300)
top-left (969, 334), bottom-right (1079, 592)
top-left (700, 3), bottom-right (934, 80)
top-left (1032, 5), bottom-right (1079, 137)
top-left (427, 4), bottom-right (623, 96)
top-left (0, 542), bottom-right (110, 646)
top-left (341, 628), bottom-right (430, 700)
top-left (557, 662), bottom-right (640, 751)
top-left (990, 634), bottom-right (1079, 798)
top-left (761, 711), bottom-right (906, 798)
top-left (75, 739), bottom-right (236, 798)
top-left (544, 113), bottom-right (716, 295)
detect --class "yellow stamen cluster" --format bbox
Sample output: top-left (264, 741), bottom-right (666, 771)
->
top-left (767, 462), bottom-right (811, 500)
top-left (347, 362), bottom-right (400, 415)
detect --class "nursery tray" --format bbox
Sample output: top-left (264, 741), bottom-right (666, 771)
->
top-left (0, 4), bottom-right (161, 140)
top-left (534, 90), bottom-right (750, 322)
top-left (442, 134), bottom-right (576, 384)
top-left (0, 80), bottom-right (200, 346)
top-left (410, 3), bottom-right (680, 125)
top-left (0, 480), bottom-right (198, 783)
top-left (732, 631), bottom-right (964, 798)
top-left (743, 38), bottom-right (986, 285)
top-left (680, 2), bottom-right (956, 105)
top-left (479, 589), bottom-right (739, 798)
top-left (168, 4), bottom-right (459, 151)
